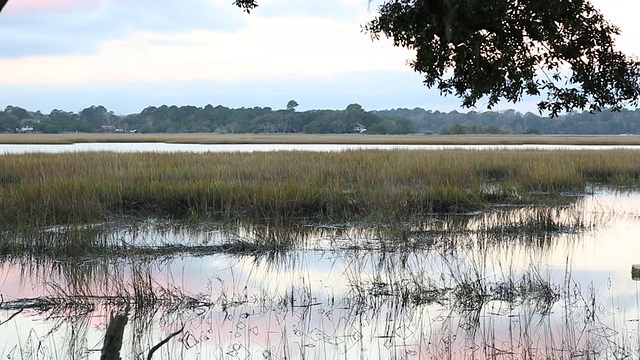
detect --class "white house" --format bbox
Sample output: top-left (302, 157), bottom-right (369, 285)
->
top-left (353, 123), bottom-right (367, 133)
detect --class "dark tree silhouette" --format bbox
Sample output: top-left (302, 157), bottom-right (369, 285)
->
top-left (233, 0), bottom-right (640, 116)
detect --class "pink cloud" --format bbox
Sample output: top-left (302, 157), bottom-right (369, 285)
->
top-left (4, 0), bottom-right (101, 13)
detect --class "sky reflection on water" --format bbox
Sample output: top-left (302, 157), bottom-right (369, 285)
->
top-left (1, 190), bottom-right (640, 358)
top-left (1, 142), bottom-right (640, 154)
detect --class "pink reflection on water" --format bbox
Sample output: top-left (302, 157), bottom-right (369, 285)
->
top-left (0, 188), bottom-right (639, 358)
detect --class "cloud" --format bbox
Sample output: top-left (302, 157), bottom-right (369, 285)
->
top-left (591, 0), bottom-right (640, 55)
top-left (0, 0), bottom-right (386, 58)
top-left (0, 0), bottom-right (248, 57)
top-left (0, 15), bottom-right (413, 85)
top-left (0, 71), bottom-right (482, 115)
top-left (255, 0), bottom-right (373, 22)
top-left (3, 0), bottom-right (100, 13)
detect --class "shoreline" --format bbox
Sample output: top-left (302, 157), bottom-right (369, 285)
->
top-left (2, 133), bottom-right (640, 145)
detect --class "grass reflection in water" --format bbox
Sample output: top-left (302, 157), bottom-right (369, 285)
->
top-left (1, 190), bottom-right (639, 359)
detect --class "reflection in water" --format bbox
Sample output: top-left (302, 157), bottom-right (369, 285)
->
top-left (0, 189), bottom-right (640, 358)
top-left (2, 142), bottom-right (640, 154)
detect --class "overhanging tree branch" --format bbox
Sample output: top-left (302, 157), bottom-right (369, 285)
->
top-left (230, 0), bottom-right (640, 117)
top-left (363, 0), bottom-right (640, 116)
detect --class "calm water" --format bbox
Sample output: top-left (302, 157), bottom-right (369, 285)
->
top-left (1, 189), bottom-right (640, 359)
top-left (1, 142), bottom-right (640, 153)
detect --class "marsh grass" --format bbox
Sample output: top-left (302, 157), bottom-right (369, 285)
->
top-left (0, 200), bottom-right (591, 261)
top-left (478, 206), bottom-right (587, 248)
top-left (0, 149), bottom-right (638, 231)
top-left (0, 225), bottom-right (113, 258)
top-left (0, 217), bottom-right (344, 259)
top-left (0, 149), bottom-right (635, 258)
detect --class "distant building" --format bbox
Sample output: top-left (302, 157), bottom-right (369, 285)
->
top-left (353, 123), bottom-right (367, 133)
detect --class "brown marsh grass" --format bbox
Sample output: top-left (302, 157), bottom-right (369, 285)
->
top-left (0, 149), bottom-right (638, 230)
top-left (3, 133), bottom-right (640, 145)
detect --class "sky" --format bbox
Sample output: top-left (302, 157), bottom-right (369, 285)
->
top-left (0, 0), bottom-right (638, 115)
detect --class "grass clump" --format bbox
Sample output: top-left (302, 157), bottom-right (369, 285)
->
top-left (0, 149), bottom-right (637, 231)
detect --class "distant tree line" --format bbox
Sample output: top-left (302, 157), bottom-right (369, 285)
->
top-left (1, 103), bottom-right (413, 135)
top-left (3, 103), bottom-right (640, 135)
top-left (374, 108), bottom-right (640, 135)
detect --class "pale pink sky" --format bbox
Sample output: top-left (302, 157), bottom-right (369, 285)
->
top-left (4, 0), bottom-right (100, 12)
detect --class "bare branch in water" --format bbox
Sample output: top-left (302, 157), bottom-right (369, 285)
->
top-left (147, 324), bottom-right (186, 360)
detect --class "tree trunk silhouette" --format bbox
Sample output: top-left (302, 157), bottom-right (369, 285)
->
top-left (100, 310), bottom-right (129, 360)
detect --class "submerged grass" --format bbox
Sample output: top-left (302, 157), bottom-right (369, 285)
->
top-left (0, 149), bottom-right (638, 231)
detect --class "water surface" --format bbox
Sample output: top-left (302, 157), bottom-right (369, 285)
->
top-left (1, 142), bottom-right (640, 153)
top-left (1, 190), bottom-right (640, 359)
